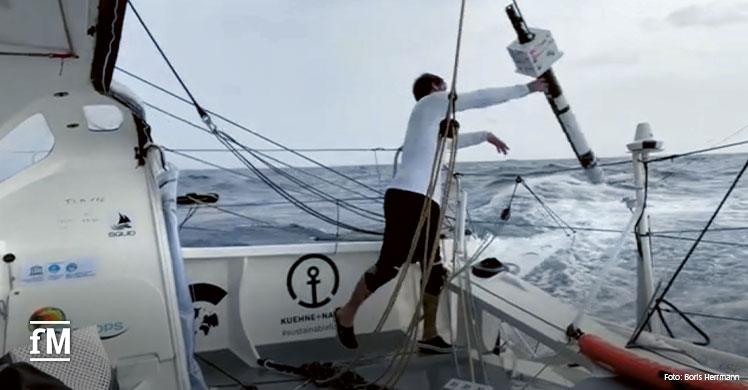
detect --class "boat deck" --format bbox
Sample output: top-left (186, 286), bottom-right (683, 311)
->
top-left (196, 332), bottom-right (633, 389)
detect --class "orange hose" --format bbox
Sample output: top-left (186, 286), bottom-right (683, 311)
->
top-left (578, 334), bottom-right (747, 390)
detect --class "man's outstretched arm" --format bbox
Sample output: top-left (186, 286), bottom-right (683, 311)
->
top-left (457, 131), bottom-right (510, 154)
top-left (455, 79), bottom-right (547, 112)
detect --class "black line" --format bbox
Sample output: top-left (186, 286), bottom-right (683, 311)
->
top-left (57, 0), bottom-right (76, 56)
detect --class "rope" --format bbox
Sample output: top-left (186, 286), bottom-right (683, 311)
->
top-left (150, 102), bottom-right (384, 222)
top-left (165, 148), bottom-right (382, 236)
top-left (456, 134), bottom-right (748, 180)
top-left (333, 2), bottom-right (472, 384)
top-left (179, 197), bottom-right (382, 209)
top-left (0, 52), bottom-right (76, 58)
top-left (652, 227), bottom-right (748, 234)
top-left (126, 0), bottom-right (202, 109)
top-left (707, 122), bottom-right (748, 147)
top-left (651, 234), bottom-right (748, 249)
top-left (127, 1), bottom-right (377, 237)
top-left (178, 206), bottom-right (198, 231)
top-left (168, 147), bottom-right (399, 153)
top-left (214, 130), bottom-right (384, 235)
top-left (458, 159), bottom-right (630, 178)
top-left (378, 0), bottom-right (470, 386)
top-left (116, 66), bottom-right (384, 196)
top-left (630, 156), bottom-right (748, 344)
top-left (147, 102), bottom-right (385, 217)
top-left (471, 220), bottom-right (623, 234)
top-left (660, 308), bottom-right (748, 324)
top-left (572, 206), bottom-right (643, 327)
top-left (648, 139), bottom-right (748, 164)
top-left (517, 176), bottom-right (576, 236)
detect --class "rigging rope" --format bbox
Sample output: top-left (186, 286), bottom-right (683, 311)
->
top-left (116, 66), bottom-right (384, 196)
top-left (316, 1), bottom-right (473, 386)
top-left (457, 136), bottom-right (748, 180)
top-left (213, 130), bottom-right (384, 235)
top-left (167, 147), bottom-right (399, 153)
top-left (180, 197), bottom-right (382, 209)
top-left (127, 0), bottom-right (388, 234)
top-left (146, 102), bottom-right (385, 221)
top-left (125, 1), bottom-right (203, 111)
top-left (630, 156), bottom-right (748, 344)
top-left (165, 148), bottom-right (382, 235)
top-left (653, 226), bottom-right (748, 234)
top-left (707, 122), bottom-right (748, 147)
top-left (648, 139), bottom-right (748, 164)
top-left (516, 176), bottom-right (576, 236)
top-left (650, 234), bottom-right (748, 249)
top-left (147, 103), bottom-right (386, 228)
top-left (377, 0), bottom-right (470, 386)
top-left (660, 308), bottom-right (748, 324)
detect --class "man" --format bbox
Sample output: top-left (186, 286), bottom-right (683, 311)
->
top-left (334, 73), bottom-right (548, 353)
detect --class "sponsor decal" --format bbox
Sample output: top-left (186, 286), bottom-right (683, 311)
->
top-left (279, 254), bottom-right (340, 338)
top-left (286, 254), bottom-right (339, 309)
top-left (21, 259), bottom-right (97, 284)
top-left (28, 307), bottom-right (68, 332)
top-left (29, 308), bottom-right (127, 341)
top-left (97, 321), bottom-right (128, 340)
top-left (48, 263), bottom-right (62, 274)
top-left (190, 283), bottom-right (227, 336)
top-left (28, 265), bottom-right (44, 278)
top-left (109, 212), bottom-right (136, 238)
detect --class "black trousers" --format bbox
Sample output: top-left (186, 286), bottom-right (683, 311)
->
top-left (364, 189), bottom-right (447, 295)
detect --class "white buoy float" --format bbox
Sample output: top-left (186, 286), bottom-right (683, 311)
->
top-left (506, 4), bottom-right (604, 184)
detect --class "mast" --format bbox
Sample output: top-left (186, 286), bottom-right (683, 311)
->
top-left (627, 123), bottom-right (663, 330)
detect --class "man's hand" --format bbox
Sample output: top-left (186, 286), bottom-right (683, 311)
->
top-left (487, 133), bottom-right (510, 155)
top-left (527, 79), bottom-right (550, 94)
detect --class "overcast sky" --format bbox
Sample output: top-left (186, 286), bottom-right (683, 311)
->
top-left (116, 0), bottom-right (748, 168)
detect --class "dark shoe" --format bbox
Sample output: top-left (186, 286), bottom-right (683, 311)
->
top-left (334, 308), bottom-right (358, 349)
top-left (417, 336), bottom-right (453, 354)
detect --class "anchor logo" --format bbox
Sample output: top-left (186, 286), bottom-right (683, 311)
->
top-left (286, 254), bottom-right (340, 309)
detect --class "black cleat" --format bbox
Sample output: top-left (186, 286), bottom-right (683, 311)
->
top-left (334, 308), bottom-right (358, 350)
top-left (417, 336), bottom-right (453, 354)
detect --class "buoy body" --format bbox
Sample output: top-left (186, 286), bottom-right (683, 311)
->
top-left (505, 5), bottom-right (603, 184)
top-left (540, 70), bottom-right (603, 183)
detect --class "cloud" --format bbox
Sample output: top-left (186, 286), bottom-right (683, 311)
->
top-left (666, 2), bottom-right (748, 27)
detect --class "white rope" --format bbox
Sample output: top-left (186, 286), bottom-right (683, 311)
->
top-left (101, 0), bottom-right (121, 93)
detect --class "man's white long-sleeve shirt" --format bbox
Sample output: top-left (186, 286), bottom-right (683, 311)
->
top-left (389, 84), bottom-right (530, 204)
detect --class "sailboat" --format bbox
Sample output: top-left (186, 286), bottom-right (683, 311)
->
top-left (0, 1), bottom-right (746, 389)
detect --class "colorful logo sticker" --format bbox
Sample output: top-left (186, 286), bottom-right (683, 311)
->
top-left (20, 259), bottom-right (97, 284)
top-left (28, 307), bottom-right (67, 332)
top-left (47, 264), bottom-right (62, 274)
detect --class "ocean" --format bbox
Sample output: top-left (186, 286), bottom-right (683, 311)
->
top-left (177, 153), bottom-right (748, 357)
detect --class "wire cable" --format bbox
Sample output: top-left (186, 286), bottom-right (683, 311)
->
top-left (146, 107), bottom-right (386, 223)
top-left (630, 157), bottom-right (748, 344)
top-left (116, 66), bottom-right (384, 196)
top-left (648, 139), bottom-right (748, 164)
top-left (146, 102), bottom-right (385, 218)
